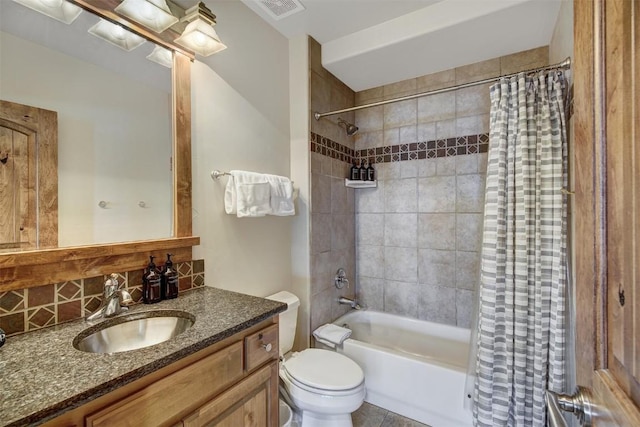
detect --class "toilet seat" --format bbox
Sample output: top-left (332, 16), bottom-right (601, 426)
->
top-left (282, 349), bottom-right (364, 394)
top-left (281, 369), bottom-right (364, 397)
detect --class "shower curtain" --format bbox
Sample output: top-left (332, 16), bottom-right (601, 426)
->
top-left (472, 70), bottom-right (568, 427)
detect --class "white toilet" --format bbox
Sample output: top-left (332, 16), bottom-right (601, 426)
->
top-left (267, 291), bottom-right (366, 427)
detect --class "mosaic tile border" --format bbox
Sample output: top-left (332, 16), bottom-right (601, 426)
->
top-left (310, 132), bottom-right (355, 164)
top-left (0, 259), bottom-right (206, 337)
top-left (310, 131), bottom-right (489, 165)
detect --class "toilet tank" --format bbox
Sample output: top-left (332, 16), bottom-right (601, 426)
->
top-left (266, 291), bottom-right (300, 355)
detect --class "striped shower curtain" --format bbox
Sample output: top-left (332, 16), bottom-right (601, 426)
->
top-left (472, 71), bottom-right (568, 427)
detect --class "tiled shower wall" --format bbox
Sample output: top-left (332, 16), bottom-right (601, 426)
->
top-left (354, 47), bottom-right (550, 328)
top-left (308, 37), bottom-right (357, 333)
top-left (0, 260), bottom-right (205, 336)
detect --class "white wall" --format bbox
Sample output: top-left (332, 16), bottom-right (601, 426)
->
top-left (191, 1), bottom-right (293, 300)
top-left (199, 0), bottom-right (290, 133)
top-left (0, 31), bottom-right (172, 247)
top-left (289, 35), bottom-right (311, 350)
top-left (549, 0), bottom-right (573, 65)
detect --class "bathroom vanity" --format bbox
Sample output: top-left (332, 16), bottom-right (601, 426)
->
top-left (0, 287), bottom-right (285, 426)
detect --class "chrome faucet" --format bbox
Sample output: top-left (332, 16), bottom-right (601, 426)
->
top-left (86, 274), bottom-right (134, 321)
top-left (338, 296), bottom-right (361, 310)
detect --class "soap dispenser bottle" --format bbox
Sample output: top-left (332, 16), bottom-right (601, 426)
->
top-left (161, 253), bottom-right (179, 300)
top-left (349, 161), bottom-right (360, 180)
top-left (143, 256), bottom-right (162, 304)
top-left (366, 161), bottom-right (376, 181)
top-left (359, 160), bottom-right (368, 180)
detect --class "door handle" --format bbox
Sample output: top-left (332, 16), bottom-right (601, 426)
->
top-left (546, 386), bottom-right (593, 427)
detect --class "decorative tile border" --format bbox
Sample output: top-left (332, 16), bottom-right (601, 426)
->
top-left (310, 131), bottom-right (489, 165)
top-left (0, 259), bottom-right (206, 336)
top-left (310, 132), bottom-right (355, 164)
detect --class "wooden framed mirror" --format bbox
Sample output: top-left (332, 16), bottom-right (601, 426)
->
top-left (0, 1), bottom-right (199, 292)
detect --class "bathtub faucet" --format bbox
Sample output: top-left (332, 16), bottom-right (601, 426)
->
top-left (338, 296), bottom-right (361, 310)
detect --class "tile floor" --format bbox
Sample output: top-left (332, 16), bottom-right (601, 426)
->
top-left (286, 401), bottom-right (429, 427)
top-left (353, 402), bottom-right (430, 427)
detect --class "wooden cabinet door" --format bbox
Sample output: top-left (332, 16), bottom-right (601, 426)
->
top-left (86, 342), bottom-right (244, 427)
top-left (183, 362), bottom-right (279, 427)
top-left (574, 0), bottom-right (640, 424)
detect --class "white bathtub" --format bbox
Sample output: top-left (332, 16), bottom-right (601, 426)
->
top-left (333, 310), bottom-right (473, 426)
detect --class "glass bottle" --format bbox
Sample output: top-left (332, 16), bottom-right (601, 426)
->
top-left (349, 161), bottom-right (360, 180)
top-left (366, 161), bottom-right (376, 181)
top-left (161, 253), bottom-right (179, 300)
top-left (359, 160), bottom-right (368, 180)
top-left (143, 256), bottom-right (162, 304)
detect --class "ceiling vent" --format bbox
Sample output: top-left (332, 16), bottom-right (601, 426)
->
top-left (254, 0), bottom-right (305, 20)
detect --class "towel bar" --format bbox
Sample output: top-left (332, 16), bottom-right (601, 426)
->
top-left (210, 170), bottom-right (231, 180)
top-left (210, 169), bottom-right (294, 185)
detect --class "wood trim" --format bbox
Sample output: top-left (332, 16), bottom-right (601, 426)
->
top-left (604, 0), bottom-right (640, 403)
top-left (574, 0), bottom-right (640, 423)
top-left (69, 0), bottom-right (196, 60)
top-left (174, 53), bottom-right (193, 238)
top-left (37, 108), bottom-right (58, 249)
top-left (593, 370), bottom-right (640, 426)
top-left (0, 237), bottom-right (199, 290)
top-left (0, 237), bottom-right (198, 268)
top-left (574, 0), bottom-right (606, 386)
top-left (269, 361), bottom-right (279, 427)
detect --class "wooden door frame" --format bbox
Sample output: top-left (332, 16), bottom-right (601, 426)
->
top-left (574, 0), bottom-right (605, 388)
top-left (574, 0), bottom-right (640, 423)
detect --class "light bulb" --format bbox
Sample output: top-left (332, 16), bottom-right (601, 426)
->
top-left (193, 31), bottom-right (207, 47)
top-left (112, 25), bottom-right (126, 40)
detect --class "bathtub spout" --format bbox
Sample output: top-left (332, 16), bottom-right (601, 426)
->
top-left (338, 296), bottom-right (361, 310)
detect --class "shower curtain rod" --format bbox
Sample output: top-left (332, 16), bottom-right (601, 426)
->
top-left (313, 57), bottom-right (571, 120)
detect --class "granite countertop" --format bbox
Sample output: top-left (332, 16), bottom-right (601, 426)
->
top-left (0, 287), bottom-right (286, 427)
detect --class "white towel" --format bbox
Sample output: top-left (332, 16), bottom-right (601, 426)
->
top-left (312, 324), bottom-right (352, 349)
top-left (224, 170), bottom-right (295, 217)
top-left (264, 174), bottom-right (295, 216)
top-left (224, 171), bottom-right (271, 217)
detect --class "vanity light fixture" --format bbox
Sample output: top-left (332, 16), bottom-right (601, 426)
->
top-left (115, 0), bottom-right (178, 33)
top-left (174, 2), bottom-right (226, 57)
top-left (147, 45), bottom-right (173, 68)
top-left (12, 0), bottom-right (82, 24)
top-left (88, 18), bottom-right (146, 51)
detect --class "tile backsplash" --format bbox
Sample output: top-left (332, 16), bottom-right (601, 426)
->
top-left (0, 260), bottom-right (205, 336)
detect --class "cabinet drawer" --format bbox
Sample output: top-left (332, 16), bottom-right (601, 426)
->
top-left (244, 324), bottom-right (278, 372)
top-left (86, 341), bottom-right (244, 427)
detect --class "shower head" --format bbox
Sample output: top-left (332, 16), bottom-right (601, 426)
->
top-left (338, 118), bottom-right (359, 136)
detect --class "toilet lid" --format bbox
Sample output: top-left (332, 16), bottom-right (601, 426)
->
top-left (283, 349), bottom-right (364, 391)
